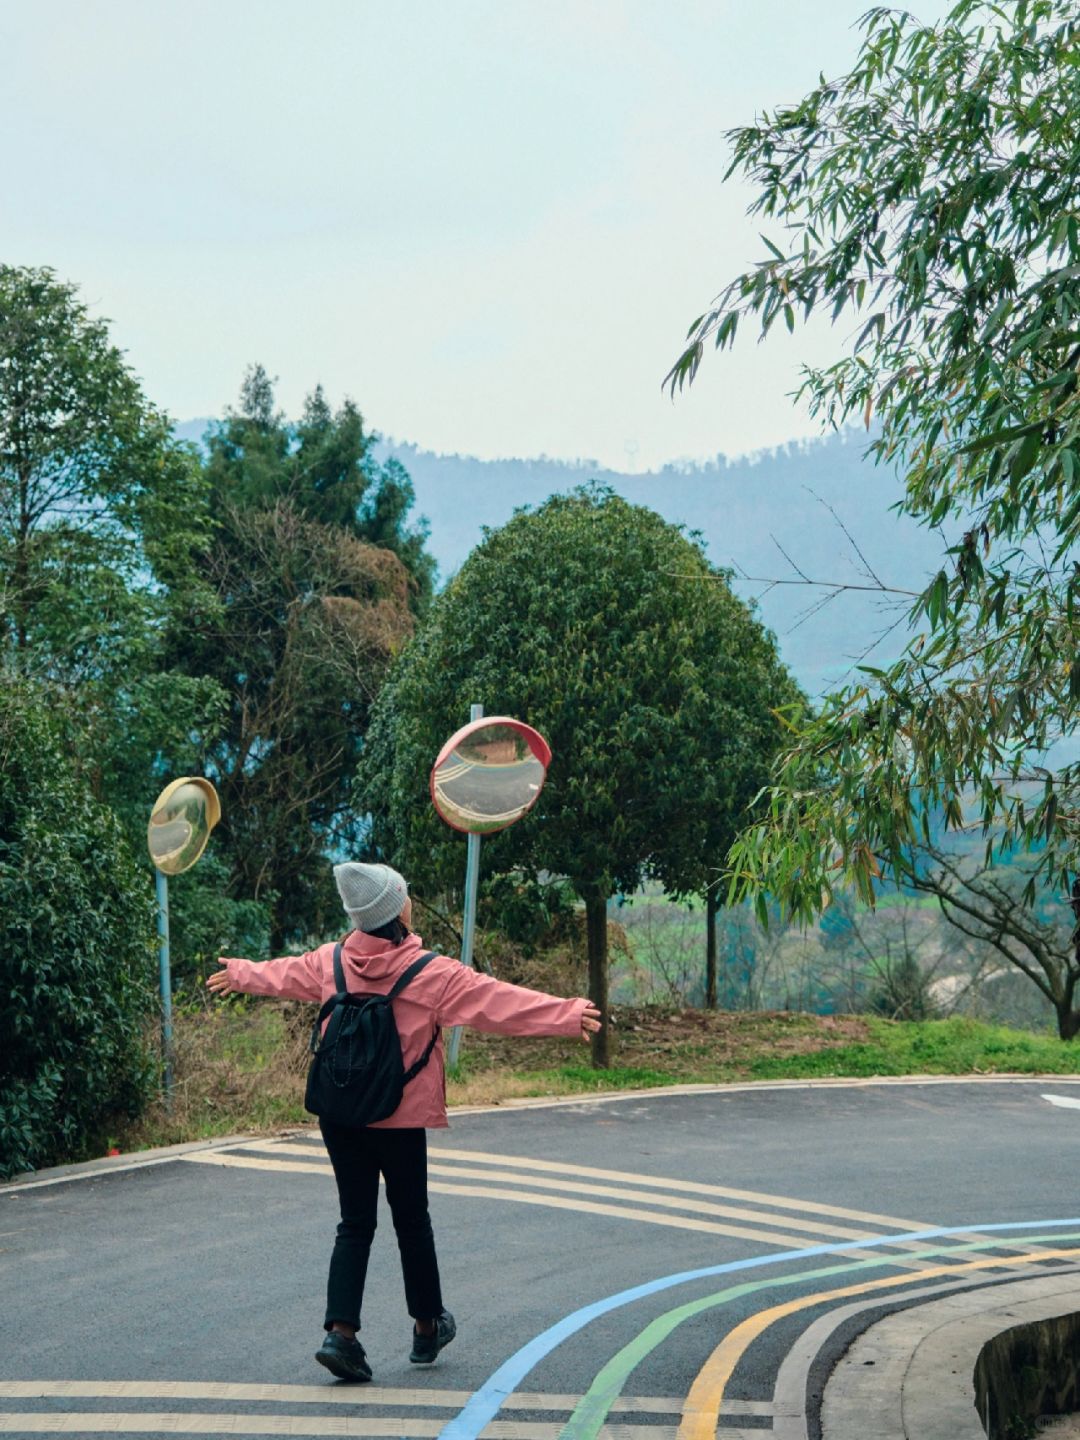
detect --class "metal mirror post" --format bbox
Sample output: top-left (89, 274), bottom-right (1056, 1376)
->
top-left (453, 705), bottom-right (485, 1068)
top-left (429, 710), bottom-right (551, 1069)
top-left (146, 777), bottom-right (221, 1100)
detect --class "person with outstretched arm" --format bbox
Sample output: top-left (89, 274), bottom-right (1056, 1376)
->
top-left (206, 860), bottom-right (601, 1383)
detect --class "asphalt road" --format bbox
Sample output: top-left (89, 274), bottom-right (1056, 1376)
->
top-left (4, 1078), bottom-right (1080, 1439)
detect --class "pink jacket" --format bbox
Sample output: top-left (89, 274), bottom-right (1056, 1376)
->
top-left (225, 929), bottom-right (589, 1129)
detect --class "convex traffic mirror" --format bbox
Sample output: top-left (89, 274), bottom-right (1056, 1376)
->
top-left (430, 717), bottom-right (551, 835)
top-left (147, 777), bottom-right (222, 875)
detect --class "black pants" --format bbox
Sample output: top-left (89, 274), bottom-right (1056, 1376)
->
top-left (319, 1120), bottom-right (444, 1331)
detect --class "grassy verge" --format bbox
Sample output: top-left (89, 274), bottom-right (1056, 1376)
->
top-left (110, 1001), bottom-right (1080, 1156)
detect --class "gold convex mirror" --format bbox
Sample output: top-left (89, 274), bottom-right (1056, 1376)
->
top-left (148, 778), bottom-right (221, 875)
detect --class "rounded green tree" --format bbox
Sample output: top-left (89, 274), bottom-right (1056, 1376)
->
top-left (357, 487), bottom-right (797, 1065)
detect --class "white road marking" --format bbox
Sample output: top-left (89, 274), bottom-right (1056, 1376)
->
top-left (8, 1076), bottom-right (1080, 1196)
top-left (768, 1260), bottom-right (1080, 1439)
top-left (1042, 1093), bottom-right (1080, 1110)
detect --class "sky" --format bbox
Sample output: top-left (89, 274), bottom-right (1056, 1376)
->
top-left (4, 1), bottom-right (947, 470)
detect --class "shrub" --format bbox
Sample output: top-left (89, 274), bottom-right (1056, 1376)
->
top-left (164, 850), bottom-right (270, 997)
top-left (0, 682), bottom-right (157, 1178)
top-left (868, 953), bottom-right (940, 1023)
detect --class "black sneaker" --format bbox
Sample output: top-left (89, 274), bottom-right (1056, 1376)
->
top-left (315, 1330), bottom-right (373, 1382)
top-left (409, 1310), bottom-right (456, 1364)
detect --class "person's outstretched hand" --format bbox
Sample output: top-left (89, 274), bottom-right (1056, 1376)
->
top-left (206, 959), bottom-right (240, 996)
top-left (580, 1004), bottom-right (602, 1041)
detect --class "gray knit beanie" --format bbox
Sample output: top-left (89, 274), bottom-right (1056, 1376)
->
top-left (333, 862), bottom-right (409, 932)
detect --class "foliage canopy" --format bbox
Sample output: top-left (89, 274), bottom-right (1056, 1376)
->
top-left (0, 683), bottom-right (156, 1179)
top-left (357, 487), bottom-right (797, 1062)
top-left (0, 264), bottom-right (209, 664)
top-left (176, 498), bottom-right (415, 950)
top-left (174, 371), bottom-right (430, 951)
top-left (0, 273), bottom-right (440, 1166)
top-left (205, 367), bottom-right (436, 611)
top-left (666, 0), bottom-right (1080, 927)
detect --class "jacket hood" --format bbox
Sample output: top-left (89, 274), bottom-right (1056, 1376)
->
top-left (340, 927), bottom-right (429, 982)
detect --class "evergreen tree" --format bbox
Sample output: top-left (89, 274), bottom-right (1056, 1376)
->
top-left (206, 366), bottom-right (435, 609)
top-left (179, 370), bottom-right (432, 950)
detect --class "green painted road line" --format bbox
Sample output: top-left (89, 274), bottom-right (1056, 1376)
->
top-left (557, 1229), bottom-right (1080, 1440)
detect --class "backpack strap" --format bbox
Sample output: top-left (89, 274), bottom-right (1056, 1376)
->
top-left (387, 950), bottom-right (437, 1000)
top-left (332, 940), bottom-right (347, 995)
top-left (389, 951), bottom-right (440, 1083)
top-left (403, 1024), bottom-right (441, 1083)
top-left (310, 946), bottom-right (439, 1059)
top-left (309, 942), bottom-right (349, 1053)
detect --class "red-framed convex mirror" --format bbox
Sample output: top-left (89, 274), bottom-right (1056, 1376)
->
top-left (430, 716), bottom-right (551, 835)
top-left (430, 712), bottom-right (551, 1068)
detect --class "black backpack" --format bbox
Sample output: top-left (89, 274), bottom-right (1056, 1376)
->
top-left (305, 941), bottom-right (440, 1128)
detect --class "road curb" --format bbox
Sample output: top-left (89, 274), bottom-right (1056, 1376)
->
top-left (448, 1072), bottom-right (1080, 1115)
top-left (821, 1273), bottom-right (1080, 1439)
top-left (0, 1132), bottom-right (263, 1194)
top-left (6, 1072), bottom-right (1080, 1195)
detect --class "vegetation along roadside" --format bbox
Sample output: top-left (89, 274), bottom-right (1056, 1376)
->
top-left (105, 1001), bottom-right (1080, 1157)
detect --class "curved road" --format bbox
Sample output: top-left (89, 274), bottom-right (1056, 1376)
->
top-left (3, 1077), bottom-right (1080, 1438)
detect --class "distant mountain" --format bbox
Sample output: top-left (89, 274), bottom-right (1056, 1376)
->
top-left (377, 432), bottom-right (948, 701)
top-left (176, 417), bottom-right (947, 699)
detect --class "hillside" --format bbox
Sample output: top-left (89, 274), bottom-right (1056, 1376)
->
top-left (179, 418), bottom-right (945, 700)
top-left (380, 431), bottom-right (947, 701)
top-left (177, 417), bottom-right (1059, 1028)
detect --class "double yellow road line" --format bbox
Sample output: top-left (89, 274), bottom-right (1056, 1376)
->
top-left (182, 1138), bottom-right (929, 1254)
top-left (0, 1379), bottom-right (758, 1436)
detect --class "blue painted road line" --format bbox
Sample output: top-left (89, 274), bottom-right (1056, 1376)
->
top-left (436, 1215), bottom-right (1080, 1440)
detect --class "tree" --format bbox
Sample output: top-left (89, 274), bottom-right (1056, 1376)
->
top-left (0, 266), bottom-right (242, 985)
top-left (664, 1), bottom-right (1080, 997)
top-left (0, 263), bottom-right (224, 815)
top-left (177, 370), bottom-right (435, 952)
top-left (206, 367), bottom-right (436, 610)
top-left (905, 844), bottom-right (1080, 1036)
top-left (175, 499), bottom-right (415, 952)
top-left (356, 487), bottom-right (796, 1065)
top-left (0, 681), bottom-right (156, 1179)
top-left (651, 633), bottom-right (800, 1007)
top-left (0, 265), bottom-right (208, 665)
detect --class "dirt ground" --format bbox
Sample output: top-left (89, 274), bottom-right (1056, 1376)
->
top-left (114, 1002), bottom-right (874, 1152)
top-left (445, 1006), bottom-right (873, 1104)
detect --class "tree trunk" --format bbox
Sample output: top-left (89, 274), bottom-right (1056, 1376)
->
top-left (269, 902), bottom-right (287, 959)
top-left (706, 888), bottom-right (718, 1010)
top-left (1065, 878), bottom-right (1080, 1041)
top-left (585, 892), bottom-right (610, 1068)
top-left (13, 472), bottom-right (31, 654)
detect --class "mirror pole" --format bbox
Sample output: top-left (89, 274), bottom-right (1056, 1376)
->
top-left (155, 868), bottom-right (174, 1104)
top-left (447, 703), bottom-right (484, 1070)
